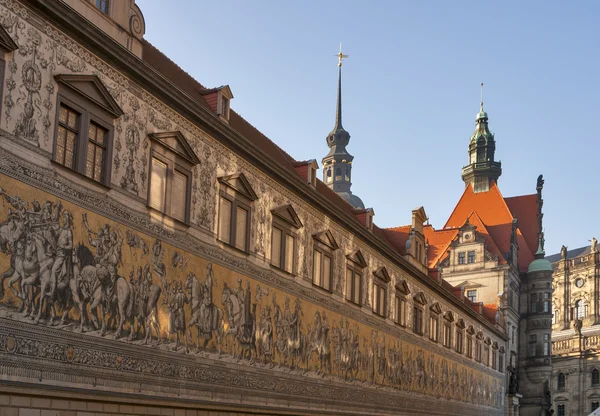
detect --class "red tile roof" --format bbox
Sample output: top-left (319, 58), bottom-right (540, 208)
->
top-left (423, 225), bottom-right (458, 268)
top-left (504, 193), bottom-right (539, 255)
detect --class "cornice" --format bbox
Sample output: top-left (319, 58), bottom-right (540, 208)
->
top-left (22, 0), bottom-right (504, 339)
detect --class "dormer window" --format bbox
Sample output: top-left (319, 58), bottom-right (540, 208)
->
top-left (95, 0), bottom-right (109, 14)
top-left (220, 96), bottom-right (229, 118)
top-left (202, 85), bottom-right (233, 122)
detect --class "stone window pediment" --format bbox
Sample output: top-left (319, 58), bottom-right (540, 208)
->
top-left (476, 331), bottom-right (484, 340)
top-left (148, 131), bottom-right (200, 166)
top-left (0, 25), bottom-right (18, 52)
top-left (373, 266), bottom-right (391, 283)
top-left (413, 292), bottom-right (427, 306)
top-left (346, 249), bottom-right (367, 268)
top-left (456, 319), bottom-right (466, 329)
top-left (395, 279), bottom-right (410, 296)
top-left (218, 172), bottom-right (258, 201)
top-left (444, 311), bottom-right (455, 322)
top-left (55, 74), bottom-right (123, 118)
top-left (271, 204), bottom-right (303, 229)
top-left (313, 229), bottom-right (339, 251)
top-left (430, 302), bottom-right (442, 315)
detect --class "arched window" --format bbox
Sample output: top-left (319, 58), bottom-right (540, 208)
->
top-left (593, 368), bottom-right (600, 386)
top-left (558, 372), bottom-right (566, 390)
top-left (575, 300), bottom-right (586, 319)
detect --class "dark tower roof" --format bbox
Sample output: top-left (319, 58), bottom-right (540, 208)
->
top-left (322, 46), bottom-right (364, 209)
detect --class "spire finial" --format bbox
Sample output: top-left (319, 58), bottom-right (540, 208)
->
top-left (337, 43), bottom-right (348, 67)
top-left (480, 82), bottom-right (484, 111)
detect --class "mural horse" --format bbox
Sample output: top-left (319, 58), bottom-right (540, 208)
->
top-left (185, 272), bottom-right (223, 354)
top-left (221, 283), bottom-right (256, 361)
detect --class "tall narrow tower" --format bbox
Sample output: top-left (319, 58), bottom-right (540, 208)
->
top-left (322, 45), bottom-right (364, 209)
top-left (461, 84), bottom-right (502, 193)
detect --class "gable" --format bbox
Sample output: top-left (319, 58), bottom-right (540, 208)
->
top-left (373, 266), bottom-right (391, 283)
top-left (271, 204), bottom-right (303, 229)
top-left (346, 249), bottom-right (367, 268)
top-left (54, 74), bottom-right (123, 117)
top-left (443, 311), bottom-right (455, 322)
top-left (456, 319), bottom-right (466, 329)
top-left (455, 280), bottom-right (483, 289)
top-left (218, 173), bottom-right (258, 201)
top-left (395, 279), bottom-right (410, 295)
top-left (148, 131), bottom-right (200, 165)
top-left (312, 230), bottom-right (339, 250)
top-left (0, 25), bottom-right (17, 52)
top-left (413, 292), bottom-right (427, 305)
top-left (430, 302), bottom-right (442, 314)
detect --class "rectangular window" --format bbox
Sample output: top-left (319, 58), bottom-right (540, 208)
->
top-left (235, 206), bottom-right (248, 251)
top-left (592, 402), bottom-right (600, 412)
top-left (218, 197), bottom-right (232, 243)
top-left (458, 252), bottom-right (466, 265)
top-left (95, 0), bottom-right (109, 14)
top-left (373, 282), bottom-right (386, 317)
top-left (492, 349), bottom-right (497, 370)
top-left (56, 104), bottom-right (80, 170)
top-left (221, 97), bottom-right (229, 116)
top-left (485, 346), bottom-right (490, 366)
top-left (413, 307), bottom-right (423, 335)
top-left (271, 225), bottom-right (295, 274)
top-left (443, 324), bottom-right (451, 348)
top-left (271, 227), bottom-right (282, 268)
top-left (467, 290), bottom-right (477, 303)
top-left (346, 267), bottom-right (362, 305)
top-left (543, 334), bottom-right (550, 356)
top-left (531, 293), bottom-right (538, 313)
top-left (543, 292), bottom-right (550, 313)
top-left (466, 335), bottom-right (473, 358)
top-left (312, 248), bottom-right (333, 292)
top-left (499, 354), bottom-right (504, 373)
top-left (456, 330), bottom-right (464, 354)
top-left (284, 233), bottom-right (294, 274)
top-left (429, 315), bottom-right (439, 342)
top-left (467, 250), bottom-right (475, 263)
top-left (553, 310), bottom-right (560, 324)
top-left (171, 171), bottom-right (188, 222)
top-left (557, 404), bottom-right (565, 416)
top-left (529, 335), bottom-right (537, 357)
top-left (149, 157), bottom-right (167, 212)
top-left (86, 122), bottom-right (107, 182)
top-left (475, 341), bottom-right (482, 362)
top-left (395, 296), bottom-right (406, 326)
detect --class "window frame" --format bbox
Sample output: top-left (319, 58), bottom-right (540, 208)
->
top-left (147, 142), bottom-right (193, 225)
top-left (217, 190), bottom-right (251, 252)
top-left (557, 403), bottom-right (565, 416)
top-left (592, 368), bottom-right (600, 386)
top-left (53, 94), bottom-right (115, 186)
top-left (95, 0), bottom-right (110, 14)
top-left (413, 305), bottom-right (424, 335)
top-left (458, 252), bottom-right (466, 265)
top-left (557, 373), bottom-right (566, 391)
top-left (312, 241), bottom-right (334, 292)
top-left (372, 268), bottom-right (390, 318)
top-left (455, 321), bottom-right (465, 354)
top-left (467, 289), bottom-right (477, 303)
top-left (271, 221), bottom-right (297, 275)
top-left (395, 295), bottom-right (407, 327)
top-left (467, 250), bottom-right (475, 263)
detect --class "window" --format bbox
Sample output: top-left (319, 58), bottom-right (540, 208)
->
top-left (148, 132), bottom-right (198, 224)
top-left (544, 292), bottom-right (551, 313)
top-left (466, 334), bottom-right (473, 358)
top-left (498, 353), bottom-right (504, 373)
top-left (429, 315), bottom-right (439, 342)
top-left (575, 299), bottom-right (586, 319)
top-left (372, 268), bottom-right (390, 317)
top-left (543, 334), bottom-right (550, 356)
top-left (530, 293), bottom-right (538, 313)
top-left (554, 310), bottom-right (560, 324)
top-left (395, 296), bottom-right (406, 326)
top-left (484, 344), bottom-right (490, 366)
top-left (592, 402), bottom-right (599, 412)
top-left (53, 75), bottom-right (122, 186)
top-left (491, 348), bottom-right (497, 370)
top-left (221, 96), bottom-right (229, 117)
top-left (95, 0), bottom-right (109, 14)
top-left (593, 368), bottom-right (600, 386)
top-left (313, 248), bottom-right (333, 291)
top-left (271, 205), bottom-right (302, 275)
top-left (443, 323), bottom-right (452, 348)
top-left (456, 329), bottom-right (464, 354)
top-left (512, 327), bottom-right (516, 345)
top-left (475, 338), bottom-right (482, 362)
top-left (529, 335), bottom-right (537, 357)
top-left (467, 290), bottom-right (477, 303)
top-left (558, 372), bottom-right (566, 390)
top-left (413, 306), bottom-right (424, 335)
top-left (458, 252), bottom-right (466, 265)
top-left (217, 174), bottom-right (256, 253)
top-left (557, 403), bottom-right (565, 416)
top-left (345, 250), bottom-right (366, 306)
top-left (467, 250), bottom-right (475, 263)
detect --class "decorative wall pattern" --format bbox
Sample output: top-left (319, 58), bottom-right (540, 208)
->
top-left (0, 174), bottom-right (502, 410)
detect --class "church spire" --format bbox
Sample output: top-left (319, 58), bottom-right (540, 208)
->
top-left (461, 83), bottom-right (502, 193)
top-left (322, 44), bottom-right (364, 209)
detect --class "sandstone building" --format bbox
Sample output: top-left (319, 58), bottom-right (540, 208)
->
top-left (0, 1), bottom-right (510, 415)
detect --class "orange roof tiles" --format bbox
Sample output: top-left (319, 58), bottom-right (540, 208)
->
top-left (505, 194), bottom-right (539, 255)
top-left (423, 226), bottom-right (458, 269)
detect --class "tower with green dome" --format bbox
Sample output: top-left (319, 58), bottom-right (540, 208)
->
top-left (461, 84), bottom-right (502, 193)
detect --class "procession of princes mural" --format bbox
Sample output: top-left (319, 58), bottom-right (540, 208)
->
top-left (0, 180), bottom-right (500, 407)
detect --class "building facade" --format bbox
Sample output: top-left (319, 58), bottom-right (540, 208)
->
top-left (551, 242), bottom-right (600, 416)
top-left (0, 1), bottom-right (508, 415)
top-left (383, 100), bottom-right (555, 415)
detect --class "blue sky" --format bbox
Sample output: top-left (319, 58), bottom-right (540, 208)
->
top-left (137, 0), bottom-right (599, 255)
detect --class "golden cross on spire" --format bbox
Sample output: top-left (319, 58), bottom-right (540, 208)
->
top-left (337, 43), bottom-right (348, 67)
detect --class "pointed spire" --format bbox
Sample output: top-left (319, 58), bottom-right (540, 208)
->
top-left (333, 43), bottom-right (348, 133)
top-left (477, 82), bottom-right (488, 121)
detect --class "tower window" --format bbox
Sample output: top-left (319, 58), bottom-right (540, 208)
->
top-left (335, 167), bottom-right (342, 181)
top-left (467, 250), bottom-right (475, 263)
top-left (528, 335), bottom-right (537, 357)
top-left (543, 334), bottom-right (550, 356)
top-left (558, 373), bottom-right (566, 390)
top-left (530, 293), bottom-right (538, 313)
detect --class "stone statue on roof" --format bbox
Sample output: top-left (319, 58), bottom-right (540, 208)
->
top-left (590, 237), bottom-right (598, 253)
top-left (560, 245), bottom-right (568, 260)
